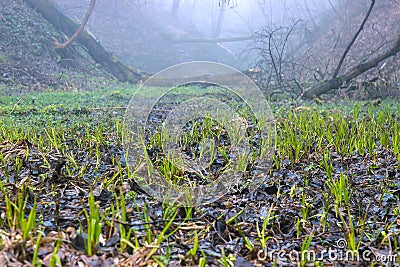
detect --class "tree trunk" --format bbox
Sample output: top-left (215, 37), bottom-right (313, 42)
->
top-left (301, 33), bottom-right (400, 99)
top-left (171, 0), bottom-right (180, 17)
top-left (213, 1), bottom-right (226, 37)
top-left (174, 36), bottom-right (253, 43)
top-left (24, 0), bottom-right (142, 83)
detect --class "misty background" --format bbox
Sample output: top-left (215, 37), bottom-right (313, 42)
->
top-left (1, 0), bottom-right (399, 98)
top-left (51, 0), bottom-right (337, 72)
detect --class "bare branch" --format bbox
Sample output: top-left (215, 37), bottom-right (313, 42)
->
top-left (54, 0), bottom-right (96, 49)
top-left (332, 0), bottom-right (375, 78)
top-left (25, 0), bottom-right (142, 83)
top-left (328, 0), bottom-right (340, 18)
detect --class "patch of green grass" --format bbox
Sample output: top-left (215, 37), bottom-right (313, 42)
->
top-left (82, 191), bottom-right (102, 256)
top-left (1, 85), bottom-right (400, 265)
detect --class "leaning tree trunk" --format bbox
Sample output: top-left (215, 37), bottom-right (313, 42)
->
top-left (301, 0), bottom-right (400, 99)
top-left (24, 0), bottom-right (142, 83)
top-left (301, 33), bottom-right (400, 99)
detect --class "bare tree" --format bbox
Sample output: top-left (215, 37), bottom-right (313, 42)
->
top-left (245, 0), bottom-right (400, 99)
top-left (171, 0), bottom-right (180, 17)
top-left (300, 0), bottom-right (400, 98)
top-left (246, 20), bottom-right (312, 98)
top-left (213, 0), bottom-right (226, 37)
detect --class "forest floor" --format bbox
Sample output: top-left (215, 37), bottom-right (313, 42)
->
top-left (1, 1), bottom-right (400, 266)
top-left (0, 85), bottom-right (400, 266)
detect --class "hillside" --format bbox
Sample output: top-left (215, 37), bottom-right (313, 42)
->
top-left (0, 0), bottom-right (108, 93)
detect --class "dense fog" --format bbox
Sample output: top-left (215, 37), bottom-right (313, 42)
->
top-left (52, 0), bottom-right (338, 71)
